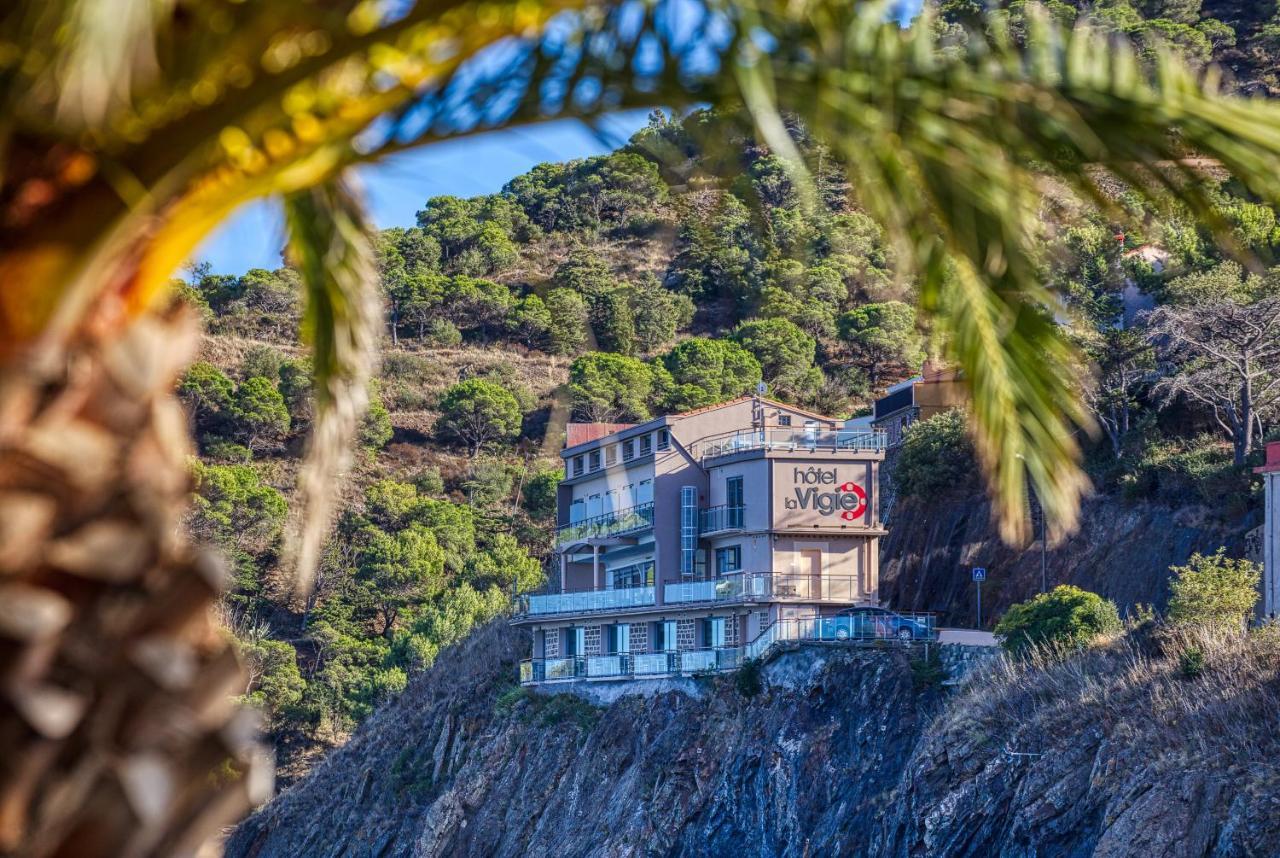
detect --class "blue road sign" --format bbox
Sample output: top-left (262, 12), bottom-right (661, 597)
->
top-left (972, 567), bottom-right (987, 582)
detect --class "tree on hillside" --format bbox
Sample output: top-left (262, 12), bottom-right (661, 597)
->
top-left (660, 338), bottom-right (763, 411)
top-left (232, 377), bottom-right (292, 454)
top-left (189, 461), bottom-right (288, 554)
top-left (553, 247), bottom-right (617, 298)
top-left (590, 289), bottom-right (637, 355)
top-left (838, 301), bottom-right (925, 387)
top-left (441, 276), bottom-right (514, 341)
top-left (355, 523), bottom-right (446, 637)
top-left (1148, 264), bottom-right (1280, 465)
top-left (732, 318), bottom-right (823, 403)
top-left (895, 409), bottom-right (977, 500)
top-left (507, 294), bottom-right (553, 349)
top-left (178, 361), bottom-right (235, 429)
top-left (629, 280), bottom-right (695, 353)
top-left (1167, 549), bottom-right (1260, 632)
top-left (568, 353), bottom-right (656, 422)
top-left (668, 192), bottom-right (772, 309)
top-left (544, 289), bottom-right (590, 356)
top-left (436, 379), bottom-right (523, 457)
top-left (1078, 327), bottom-right (1156, 458)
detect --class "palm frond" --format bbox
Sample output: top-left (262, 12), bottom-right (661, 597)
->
top-left (282, 175), bottom-right (379, 594)
top-left (734, 1), bottom-right (1280, 542)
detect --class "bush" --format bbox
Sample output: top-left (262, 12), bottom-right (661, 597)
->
top-left (1178, 646), bottom-right (1205, 679)
top-left (895, 409), bottom-right (977, 501)
top-left (1120, 435), bottom-right (1257, 511)
top-left (995, 585), bottom-right (1122, 657)
top-left (1166, 548), bottom-right (1259, 632)
top-left (735, 658), bottom-right (763, 698)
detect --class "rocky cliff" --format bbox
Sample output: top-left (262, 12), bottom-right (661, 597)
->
top-left (226, 620), bottom-right (1280, 858)
top-left (881, 492), bottom-right (1260, 628)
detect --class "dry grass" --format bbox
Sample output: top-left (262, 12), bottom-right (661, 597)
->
top-left (945, 624), bottom-right (1280, 774)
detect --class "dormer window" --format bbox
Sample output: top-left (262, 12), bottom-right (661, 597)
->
top-left (622, 439), bottom-right (635, 461)
top-left (572, 455), bottom-right (584, 476)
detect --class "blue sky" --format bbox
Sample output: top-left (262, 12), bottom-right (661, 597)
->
top-left (195, 110), bottom-right (654, 275)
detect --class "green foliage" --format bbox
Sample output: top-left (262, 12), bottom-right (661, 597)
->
top-left (589, 289), bottom-right (636, 355)
top-left (659, 338), bottom-right (762, 411)
top-left (240, 344), bottom-right (286, 382)
top-left (504, 152), bottom-right (668, 235)
top-left (190, 460), bottom-right (288, 552)
top-left (523, 466), bottom-right (561, 520)
top-left (895, 410), bottom-right (977, 501)
top-left (1178, 645), bottom-right (1205, 679)
top-left (415, 194), bottom-right (531, 275)
top-left (837, 301), bottom-right (924, 386)
top-left (461, 457), bottom-right (517, 508)
top-left (241, 638), bottom-right (306, 729)
top-left (179, 361), bottom-right (234, 424)
top-left (1120, 435), bottom-right (1258, 512)
top-left (732, 317), bottom-right (822, 403)
top-left (995, 585), bottom-right (1123, 657)
top-left (507, 293), bottom-right (552, 348)
top-left (1167, 549), bottom-right (1260, 632)
top-left (466, 532), bottom-right (543, 593)
top-left (628, 279), bottom-right (694, 353)
top-left (436, 379), bottom-right (523, 456)
top-left (544, 289), bottom-right (589, 356)
top-left (534, 693), bottom-right (601, 729)
top-left (231, 376), bottom-right (291, 451)
top-left (356, 523), bottom-right (447, 636)
top-left (568, 352), bottom-right (656, 422)
top-left (359, 381), bottom-right (394, 450)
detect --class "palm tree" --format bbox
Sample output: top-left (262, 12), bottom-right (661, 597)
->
top-left (1, 1), bottom-right (1278, 853)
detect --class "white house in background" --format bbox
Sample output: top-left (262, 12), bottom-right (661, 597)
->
top-left (1255, 442), bottom-right (1280, 619)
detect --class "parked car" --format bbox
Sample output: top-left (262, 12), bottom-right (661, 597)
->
top-left (820, 606), bottom-right (933, 641)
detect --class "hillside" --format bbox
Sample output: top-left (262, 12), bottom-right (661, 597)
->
top-left (176, 0), bottom-right (1280, 786)
top-left (225, 619), bottom-right (1280, 857)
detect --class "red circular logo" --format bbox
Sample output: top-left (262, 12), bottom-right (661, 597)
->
top-left (837, 482), bottom-right (867, 520)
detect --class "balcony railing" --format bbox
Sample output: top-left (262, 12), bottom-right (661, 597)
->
top-left (519, 585), bottom-right (656, 616)
top-left (556, 502), bottom-right (654, 546)
top-left (699, 504), bottom-right (745, 535)
top-left (520, 615), bottom-right (936, 684)
top-left (689, 428), bottom-right (887, 461)
top-left (663, 572), bottom-right (865, 605)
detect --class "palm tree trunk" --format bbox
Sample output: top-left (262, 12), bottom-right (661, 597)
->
top-left (0, 306), bottom-right (270, 857)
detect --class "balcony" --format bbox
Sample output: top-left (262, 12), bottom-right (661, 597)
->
top-left (519, 585), bottom-right (656, 617)
top-left (520, 648), bottom-right (742, 683)
top-left (699, 504), bottom-right (744, 535)
top-left (556, 502), bottom-right (654, 547)
top-left (663, 572), bottom-right (864, 605)
top-left (688, 428), bottom-right (888, 461)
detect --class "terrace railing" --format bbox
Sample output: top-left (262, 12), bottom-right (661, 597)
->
top-left (520, 613), bottom-right (936, 684)
top-left (663, 573), bottom-right (864, 605)
top-left (519, 585), bottom-right (656, 617)
top-left (699, 504), bottom-right (745, 535)
top-left (688, 428), bottom-right (888, 461)
top-left (556, 502), bottom-right (654, 547)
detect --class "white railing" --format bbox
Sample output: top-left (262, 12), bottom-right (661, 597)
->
top-left (663, 573), bottom-right (860, 605)
top-left (689, 428), bottom-right (888, 461)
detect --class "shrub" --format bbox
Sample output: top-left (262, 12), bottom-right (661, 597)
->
top-left (995, 585), bottom-right (1122, 657)
top-left (735, 658), bottom-right (764, 698)
top-left (1167, 548), bottom-right (1259, 632)
top-left (895, 409), bottom-right (977, 501)
top-left (1178, 646), bottom-right (1205, 679)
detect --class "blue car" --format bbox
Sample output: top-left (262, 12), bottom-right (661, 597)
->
top-left (820, 606), bottom-right (933, 642)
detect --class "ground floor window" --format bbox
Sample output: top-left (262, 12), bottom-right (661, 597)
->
top-left (607, 624), bottom-right (631, 654)
top-left (705, 617), bottom-right (727, 648)
top-left (565, 627), bottom-right (585, 656)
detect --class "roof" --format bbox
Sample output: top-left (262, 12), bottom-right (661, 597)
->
top-left (668, 395), bottom-right (840, 424)
top-left (1255, 441), bottom-right (1280, 475)
top-left (565, 422), bottom-right (636, 447)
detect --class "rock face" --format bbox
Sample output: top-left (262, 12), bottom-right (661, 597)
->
top-left (881, 492), bottom-right (1259, 627)
top-left (227, 621), bottom-right (1280, 858)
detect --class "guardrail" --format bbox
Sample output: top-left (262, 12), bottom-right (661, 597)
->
top-left (688, 428), bottom-right (888, 461)
top-left (556, 502), bottom-right (654, 546)
top-left (520, 612), bottom-right (937, 684)
top-left (518, 586), bottom-right (656, 616)
top-left (699, 504), bottom-right (744, 535)
top-left (663, 573), bottom-right (865, 605)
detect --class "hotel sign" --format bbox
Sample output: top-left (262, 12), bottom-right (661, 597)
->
top-left (773, 463), bottom-right (871, 528)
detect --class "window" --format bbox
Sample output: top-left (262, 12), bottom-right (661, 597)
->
top-left (661, 620), bottom-right (677, 652)
top-left (639, 434), bottom-right (652, 455)
top-left (715, 545), bottom-right (742, 575)
top-left (705, 617), bottom-right (726, 648)
top-left (567, 627), bottom-right (585, 656)
top-left (605, 445), bottom-right (618, 466)
top-left (657, 429), bottom-right (670, 450)
top-left (572, 455), bottom-right (584, 477)
top-left (609, 624), bottom-right (631, 654)
top-left (778, 414), bottom-right (792, 427)
top-left (569, 498), bottom-right (586, 524)
top-left (588, 450), bottom-right (601, 471)
top-left (610, 561), bottom-right (654, 589)
top-left (725, 476), bottom-right (744, 528)
top-left (622, 439), bottom-right (635, 461)
top-left (637, 479), bottom-right (653, 505)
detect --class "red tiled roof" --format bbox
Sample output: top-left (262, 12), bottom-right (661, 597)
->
top-left (1255, 441), bottom-right (1280, 474)
top-left (565, 422), bottom-right (636, 447)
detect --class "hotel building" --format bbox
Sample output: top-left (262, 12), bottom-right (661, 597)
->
top-left (514, 395), bottom-right (889, 684)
